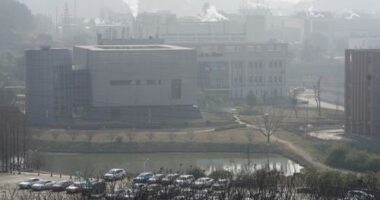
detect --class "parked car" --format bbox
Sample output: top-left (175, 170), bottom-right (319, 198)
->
top-left (106, 189), bottom-right (129, 200)
top-left (133, 172), bottom-right (154, 183)
top-left (344, 190), bottom-right (375, 200)
top-left (147, 174), bottom-right (165, 184)
top-left (147, 184), bottom-right (162, 195)
top-left (161, 174), bottom-right (180, 185)
top-left (192, 177), bottom-right (214, 189)
top-left (211, 179), bottom-right (229, 191)
top-left (193, 189), bottom-right (210, 200)
top-left (123, 190), bottom-right (135, 200)
top-left (104, 169), bottom-right (127, 181)
top-left (175, 175), bottom-right (195, 187)
top-left (159, 184), bottom-right (180, 198)
top-left (66, 181), bottom-right (86, 194)
top-left (18, 178), bottom-right (41, 189)
top-left (83, 180), bottom-right (107, 199)
top-left (105, 189), bottom-right (135, 200)
top-left (31, 180), bottom-right (55, 191)
top-left (51, 180), bottom-right (73, 192)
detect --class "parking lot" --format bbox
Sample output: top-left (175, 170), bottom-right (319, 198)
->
top-left (0, 170), bottom-right (373, 200)
top-left (0, 170), bottom-right (309, 200)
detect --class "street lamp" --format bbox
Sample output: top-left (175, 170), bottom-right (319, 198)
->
top-left (143, 158), bottom-right (150, 172)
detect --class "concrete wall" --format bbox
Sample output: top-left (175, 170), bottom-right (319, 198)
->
top-left (345, 49), bottom-right (380, 137)
top-left (25, 48), bottom-right (72, 125)
top-left (74, 46), bottom-right (198, 107)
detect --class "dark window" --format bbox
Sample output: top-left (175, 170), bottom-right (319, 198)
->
top-left (110, 80), bottom-right (132, 86)
top-left (147, 80), bottom-right (156, 85)
top-left (171, 79), bottom-right (182, 99)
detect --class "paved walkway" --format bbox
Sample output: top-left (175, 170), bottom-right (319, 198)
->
top-left (309, 129), bottom-right (345, 141)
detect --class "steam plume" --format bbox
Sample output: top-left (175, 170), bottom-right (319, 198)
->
top-left (200, 3), bottom-right (228, 22)
top-left (123, 0), bottom-right (139, 18)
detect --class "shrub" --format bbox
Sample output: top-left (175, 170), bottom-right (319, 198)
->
top-left (186, 167), bottom-right (205, 179)
top-left (115, 136), bottom-right (123, 144)
top-left (209, 170), bottom-right (233, 180)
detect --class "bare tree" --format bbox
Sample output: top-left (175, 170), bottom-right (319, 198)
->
top-left (313, 76), bottom-right (322, 117)
top-left (245, 131), bottom-right (254, 144)
top-left (85, 132), bottom-right (94, 143)
top-left (147, 132), bottom-right (154, 141)
top-left (126, 131), bottom-right (135, 143)
top-left (168, 132), bottom-right (177, 143)
top-left (52, 132), bottom-right (59, 141)
top-left (291, 89), bottom-right (300, 118)
top-left (207, 133), bottom-right (214, 142)
top-left (255, 106), bottom-right (286, 146)
top-left (66, 130), bottom-right (77, 141)
top-left (30, 151), bottom-right (45, 176)
top-left (187, 131), bottom-right (195, 142)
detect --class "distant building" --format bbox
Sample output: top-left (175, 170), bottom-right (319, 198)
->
top-left (132, 12), bottom-right (267, 43)
top-left (97, 35), bottom-right (165, 45)
top-left (349, 38), bottom-right (380, 49)
top-left (345, 49), bottom-right (380, 137)
top-left (186, 42), bottom-right (288, 101)
top-left (25, 45), bottom-right (200, 126)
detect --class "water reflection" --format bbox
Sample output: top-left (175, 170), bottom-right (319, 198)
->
top-left (41, 152), bottom-right (303, 176)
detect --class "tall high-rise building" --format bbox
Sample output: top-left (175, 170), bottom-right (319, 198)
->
top-left (345, 49), bottom-right (380, 137)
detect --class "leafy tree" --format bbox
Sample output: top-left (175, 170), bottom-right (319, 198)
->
top-left (0, 0), bottom-right (34, 50)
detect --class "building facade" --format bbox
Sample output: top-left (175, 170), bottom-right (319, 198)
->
top-left (188, 42), bottom-right (288, 102)
top-left (25, 47), bottom-right (73, 125)
top-left (26, 45), bottom-right (200, 126)
top-left (345, 49), bottom-right (380, 137)
top-left (73, 45), bottom-right (199, 123)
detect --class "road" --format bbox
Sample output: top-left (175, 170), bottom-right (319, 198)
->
top-left (309, 129), bottom-right (345, 141)
top-left (298, 90), bottom-right (344, 111)
top-left (0, 172), bottom-right (71, 186)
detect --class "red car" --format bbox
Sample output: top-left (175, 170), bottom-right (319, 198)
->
top-left (51, 180), bottom-right (73, 192)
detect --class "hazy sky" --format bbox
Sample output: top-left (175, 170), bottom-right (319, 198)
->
top-left (16, 0), bottom-right (380, 18)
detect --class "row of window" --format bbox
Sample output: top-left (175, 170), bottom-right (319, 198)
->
top-left (198, 44), bottom-right (287, 54)
top-left (233, 89), bottom-right (282, 99)
top-left (233, 76), bottom-right (284, 83)
top-left (110, 80), bottom-right (162, 86)
top-left (109, 79), bottom-right (182, 100)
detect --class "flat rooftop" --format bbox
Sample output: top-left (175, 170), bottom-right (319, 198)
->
top-left (75, 45), bottom-right (192, 51)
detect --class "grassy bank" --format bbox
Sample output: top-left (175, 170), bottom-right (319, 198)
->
top-left (276, 131), bottom-right (380, 172)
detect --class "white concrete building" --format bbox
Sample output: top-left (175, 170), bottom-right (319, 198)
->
top-left (73, 45), bottom-right (200, 123)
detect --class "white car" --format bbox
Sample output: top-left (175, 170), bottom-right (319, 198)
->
top-left (18, 178), bottom-right (41, 189)
top-left (103, 168), bottom-right (127, 181)
top-left (175, 175), bottom-right (195, 187)
top-left (192, 177), bottom-right (214, 189)
top-left (31, 180), bottom-right (55, 191)
top-left (344, 190), bottom-right (375, 200)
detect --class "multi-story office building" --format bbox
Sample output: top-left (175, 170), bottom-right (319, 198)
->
top-left (345, 49), bottom-right (380, 137)
top-left (190, 42), bottom-right (288, 101)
